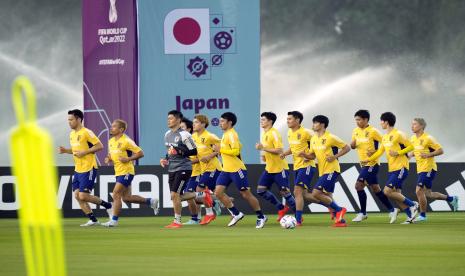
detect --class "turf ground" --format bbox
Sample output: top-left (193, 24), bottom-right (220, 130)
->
top-left (1, 213), bottom-right (465, 276)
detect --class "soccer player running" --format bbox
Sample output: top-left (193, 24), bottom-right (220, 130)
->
top-left (300, 115), bottom-right (350, 227)
top-left (191, 114), bottom-right (223, 225)
top-left (351, 110), bottom-right (397, 222)
top-left (58, 109), bottom-right (112, 226)
top-left (214, 112), bottom-right (267, 228)
top-left (362, 112), bottom-right (418, 224)
top-left (255, 112), bottom-right (297, 222)
top-left (102, 119), bottom-right (159, 227)
top-left (280, 111), bottom-right (321, 226)
top-left (160, 110), bottom-right (213, 229)
top-left (180, 117), bottom-right (202, 225)
top-left (409, 118), bottom-right (459, 222)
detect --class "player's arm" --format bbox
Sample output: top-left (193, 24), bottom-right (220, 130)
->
top-left (73, 141), bottom-right (103, 158)
top-left (220, 133), bottom-right (241, 156)
top-left (299, 148), bottom-right (316, 160)
top-left (256, 143), bottom-right (283, 154)
top-left (170, 133), bottom-right (198, 157)
top-left (364, 144), bottom-right (384, 164)
top-left (422, 137), bottom-right (444, 158)
top-left (350, 131), bottom-right (357, 149)
top-left (326, 135), bottom-right (350, 162)
top-left (200, 136), bottom-right (220, 162)
top-left (280, 148), bottom-right (292, 159)
top-left (390, 133), bottom-right (413, 157)
top-left (104, 152), bottom-right (112, 165)
top-left (58, 146), bottom-right (72, 154)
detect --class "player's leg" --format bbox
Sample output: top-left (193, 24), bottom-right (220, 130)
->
top-left (415, 185), bottom-right (427, 222)
top-left (354, 166), bottom-right (369, 221)
top-left (312, 173), bottom-right (346, 224)
top-left (256, 171), bottom-right (285, 214)
top-left (77, 169), bottom-right (112, 211)
top-left (165, 171), bottom-right (189, 228)
top-left (277, 170), bottom-right (296, 213)
top-left (183, 176), bottom-right (200, 224)
top-left (235, 169), bottom-right (266, 228)
top-left (214, 173), bottom-right (245, 226)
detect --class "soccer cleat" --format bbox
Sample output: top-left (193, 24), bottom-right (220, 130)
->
top-left (102, 220), bottom-right (118, 227)
top-left (151, 198), bottom-right (160, 215)
top-left (352, 213), bottom-right (368, 222)
top-left (199, 214), bottom-right (216, 225)
top-left (183, 219), bottom-right (200, 225)
top-left (213, 199), bottom-right (222, 216)
top-left (165, 221), bottom-right (182, 228)
top-left (333, 219), bottom-right (348, 227)
top-left (256, 215), bottom-right (268, 229)
top-left (277, 205), bottom-right (290, 222)
top-left (401, 218), bottom-right (414, 224)
top-left (413, 216), bottom-right (427, 223)
top-left (227, 212), bottom-right (245, 227)
top-left (410, 201), bottom-right (419, 219)
top-left (80, 220), bottom-right (100, 227)
top-left (296, 222), bottom-right (302, 227)
top-left (389, 208), bottom-right (400, 224)
top-left (335, 207), bottom-right (347, 223)
top-left (105, 207), bottom-right (113, 220)
top-left (328, 208), bottom-right (335, 220)
top-left (203, 190), bottom-right (213, 207)
top-left (451, 196), bottom-right (459, 211)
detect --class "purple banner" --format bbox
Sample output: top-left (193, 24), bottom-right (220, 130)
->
top-left (82, 0), bottom-right (138, 164)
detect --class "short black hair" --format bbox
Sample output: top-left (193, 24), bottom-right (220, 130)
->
top-left (68, 109), bottom-right (83, 122)
top-left (312, 115), bottom-right (329, 128)
top-left (260, 112), bottom-right (277, 125)
top-left (168, 110), bottom-right (183, 120)
top-left (221, 112), bottom-right (237, 126)
top-left (181, 118), bottom-right (193, 133)
top-left (287, 111), bottom-right (303, 124)
top-left (380, 112), bottom-right (396, 126)
top-left (354, 109), bottom-right (370, 120)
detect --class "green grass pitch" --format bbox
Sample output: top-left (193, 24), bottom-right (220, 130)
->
top-left (1, 213), bottom-right (465, 275)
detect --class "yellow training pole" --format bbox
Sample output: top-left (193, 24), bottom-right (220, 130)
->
top-left (9, 76), bottom-right (67, 276)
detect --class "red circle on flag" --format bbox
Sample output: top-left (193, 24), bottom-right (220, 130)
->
top-left (173, 17), bottom-right (201, 45)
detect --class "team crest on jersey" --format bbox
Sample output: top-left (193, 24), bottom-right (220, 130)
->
top-left (201, 137), bottom-right (206, 143)
top-left (322, 139), bottom-right (326, 145)
top-left (297, 134), bottom-right (301, 140)
top-left (389, 136), bottom-right (393, 141)
top-left (175, 136), bottom-right (180, 143)
top-left (365, 132), bottom-right (369, 138)
top-left (77, 135), bottom-right (81, 141)
top-left (117, 142), bottom-right (122, 148)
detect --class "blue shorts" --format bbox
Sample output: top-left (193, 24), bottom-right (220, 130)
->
top-left (258, 170), bottom-right (290, 190)
top-left (417, 170), bottom-right (436, 189)
top-left (72, 168), bottom-right (97, 192)
top-left (116, 174), bottom-right (134, 187)
top-left (185, 175), bottom-right (201, 192)
top-left (294, 166), bottom-right (317, 189)
top-left (386, 168), bottom-right (409, 189)
top-left (216, 169), bottom-right (249, 191)
top-left (357, 165), bottom-right (379, 185)
top-left (198, 170), bottom-right (221, 190)
top-left (315, 172), bottom-right (340, 194)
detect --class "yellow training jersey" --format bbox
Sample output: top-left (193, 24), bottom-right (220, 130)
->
top-left (194, 130), bottom-right (222, 173)
top-left (190, 132), bottom-right (204, 176)
top-left (376, 128), bottom-right (412, 172)
top-left (411, 132), bottom-right (442, 173)
top-left (352, 125), bottom-right (383, 167)
top-left (261, 127), bottom-right (288, 173)
top-left (220, 128), bottom-right (246, 172)
top-left (287, 127), bottom-right (316, 170)
top-left (108, 134), bottom-right (142, 176)
top-left (310, 131), bottom-right (347, 176)
top-left (69, 127), bottom-right (100, 173)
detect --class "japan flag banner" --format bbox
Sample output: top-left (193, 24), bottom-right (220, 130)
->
top-left (164, 8), bottom-right (211, 54)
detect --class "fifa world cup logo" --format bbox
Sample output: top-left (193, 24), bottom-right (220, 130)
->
top-left (109, 0), bottom-right (118, 23)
